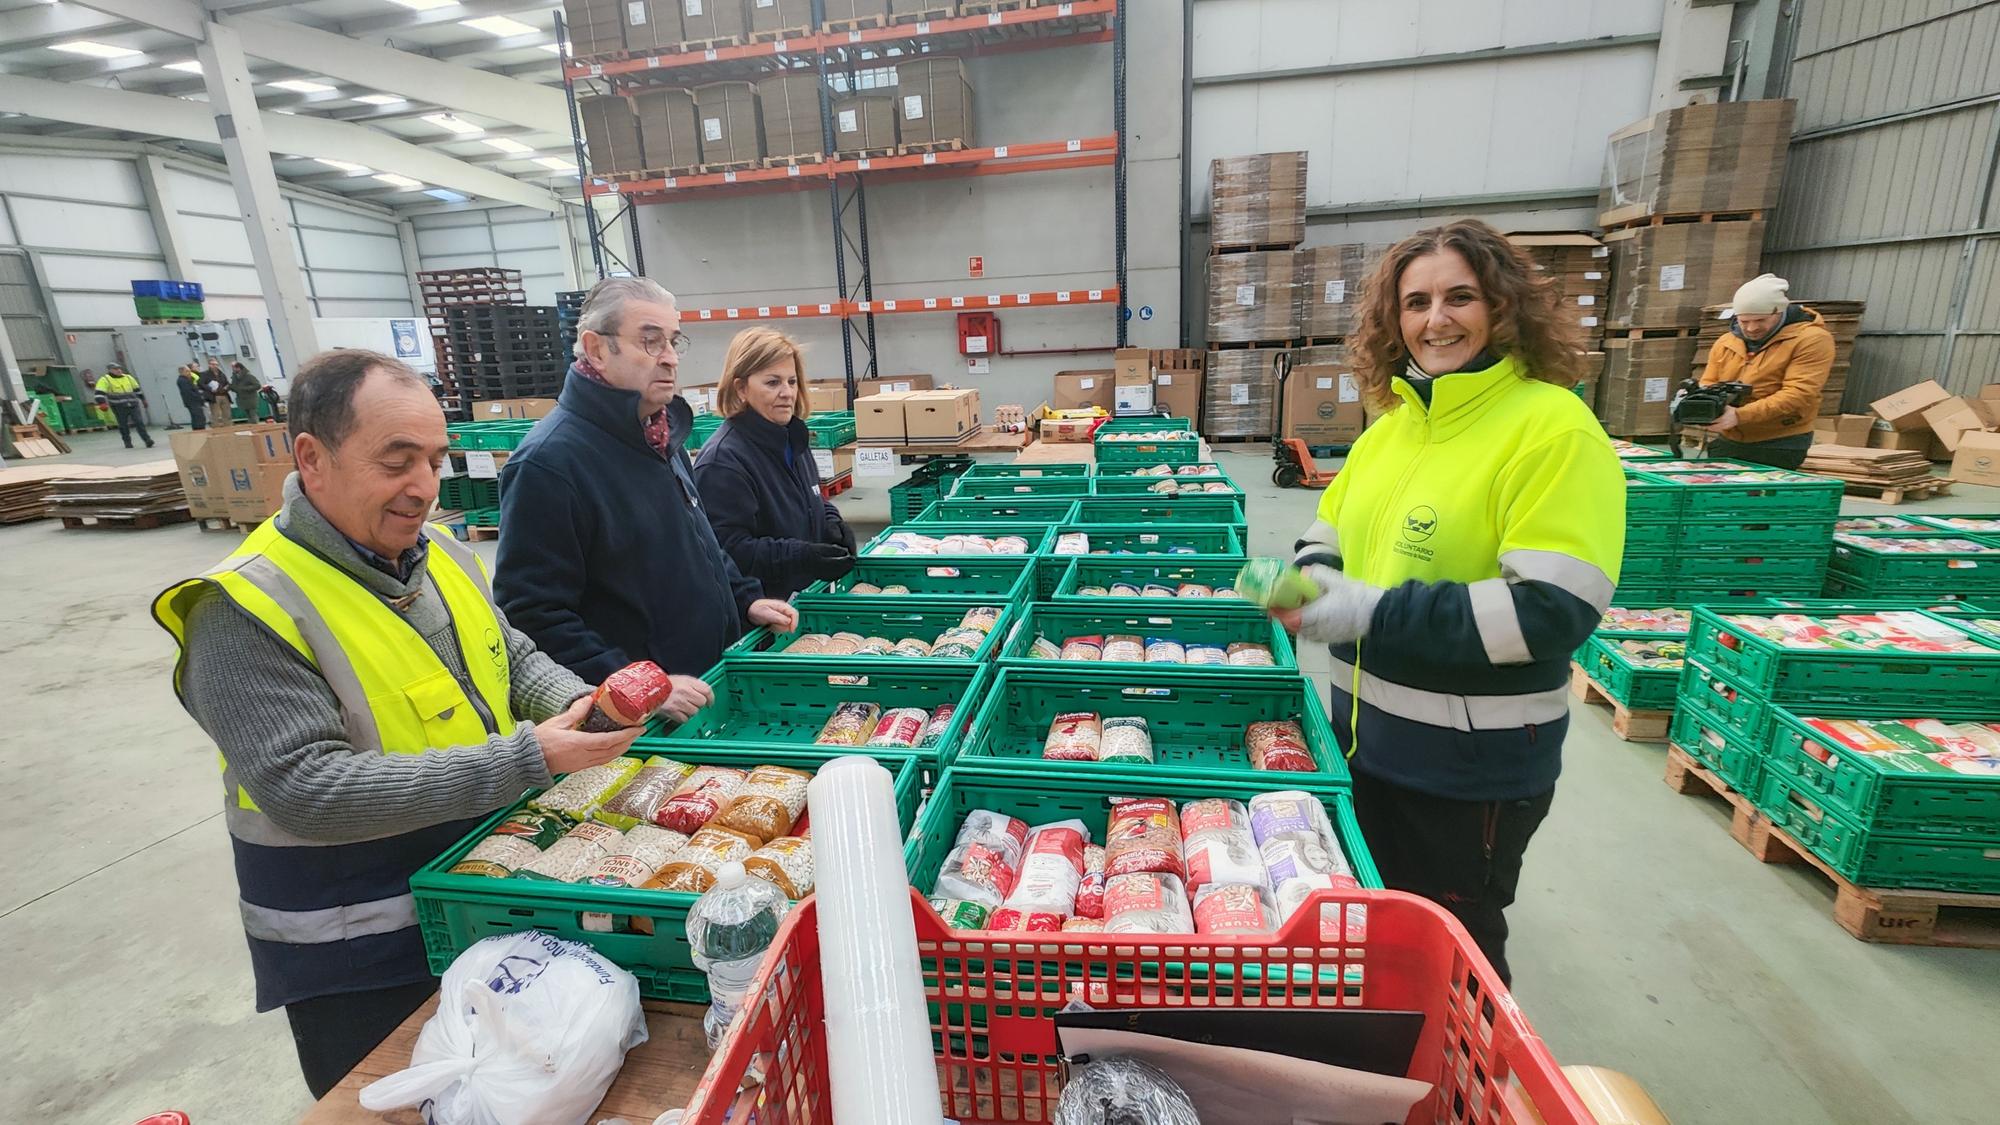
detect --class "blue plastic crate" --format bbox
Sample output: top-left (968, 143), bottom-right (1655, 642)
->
top-left (130, 279), bottom-right (170, 298)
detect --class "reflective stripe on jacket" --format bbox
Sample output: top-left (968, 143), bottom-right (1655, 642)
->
top-left (1310, 355), bottom-right (1625, 799)
top-left (152, 519), bottom-right (515, 1008)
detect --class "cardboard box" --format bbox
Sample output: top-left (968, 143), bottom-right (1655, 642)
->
top-left (1041, 416), bottom-right (1098, 443)
top-left (1207, 251), bottom-right (1301, 344)
top-left (1282, 364), bottom-right (1365, 445)
top-left (810, 443), bottom-right (856, 480)
top-left (856, 373), bottom-right (933, 398)
top-left (1203, 348), bottom-right (1281, 438)
top-left (1812, 413), bottom-right (1873, 447)
top-left (1599, 99), bottom-right (1796, 228)
top-left (895, 56), bottom-right (973, 148)
top-left (579, 93), bottom-right (645, 175)
top-left (831, 95), bottom-right (896, 154)
top-left (1873, 379), bottom-right (1953, 431)
top-left (1981, 384), bottom-right (2000, 404)
top-left (749, 0), bottom-right (814, 36)
top-left (210, 424), bottom-right (293, 525)
top-left (807, 380), bottom-right (850, 413)
top-left (470, 397), bottom-right (559, 420)
top-left (1115, 383), bottom-right (1156, 415)
top-left (680, 0), bottom-right (748, 42)
top-left (167, 429), bottom-right (224, 519)
top-left (694, 81), bottom-right (762, 166)
top-left (634, 87), bottom-right (700, 172)
top-left (1053, 370), bottom-right (1114, 412)
top-left (1951, 430), bottom-right (2000, 486)
top-left (855, 391), bottom-right (918, 441)
top-left (757, 72), bottom-right (824, 161)
top-left (1868, 423), bottom-right (1933, 452)
top-left (1152, 368), bottom-right (1203, 425)
top-left (819, 0), bottom-right (890, 25)
top-left (1209, 152), bottom-right (1306, 249)
top-left (564, 0), bottom-right (629, 58)
top-left (903, 388), bottom-right (980, 442)
top-left (1604, 220), bottom-right (1766, 327)
top-left (1297, 244), bottom-right (1385, 338)
top-left (1113, 348), bottom-right (1152, 387)
top-left (1597, 335), bottom-right (1695, 435)
top-left (1921, 396), bottom-right (2000, 452)
top-left (620, 0), bottom-right (681, 54)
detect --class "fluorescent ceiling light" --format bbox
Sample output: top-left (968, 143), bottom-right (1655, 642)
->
top-left (353, 94), bottom-right (406, 106)
top-left (424, 188), bottom-right (469, 203)
top-left (422, 112), bottom-right (482, 134)
top-left (315, 157), bottom-right (370, 174)
top-left (50, 41), bottom-right (141, 59)
top-left (534, 156), bottom-right (577, 172)
top-left (483, 137), bottom-right (533, 153)
top-left (374, 173), bottom-right (424, 189)
top-left (392, 0), bottom-right (461, 10)
top-left (461, 15), bottom-right (538, 37)
top-left (269, 78), bottom-right (336, 94)
top-left (164, 60), bottom-right (204, 74)
top-left (539, 43), bottom-right (569, 55)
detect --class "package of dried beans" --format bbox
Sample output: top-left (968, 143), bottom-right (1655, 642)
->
top-left (531, 757), bottom-right (644, 818)
top-left (577, 661), bottom-right (674, 732)
top-left (1074, 843), bottom-right (1107, 919)
top-left (743, 835), bottom-right (814, 898)
top-left (594, 755), bottom-right (695, 830)
top-left (1060, 635), bottom-right (1105, 661)
top-left (652, 765), bottom-right (748, 834)
top-left (513, 821), bottom-right (625, 883)
top-left (929, 896), bottom-right (991, 930)
top-left (1104, 797), bottom-right (1184, 879)
top-left (583, 823), bottom-right (689, 889)
top-left (1103, 872), bottom-right (1195, 934)
top-left (1099, 716), bottom-right (1155, 763)
top-left (1192, 883), bottom-right (1279, 936)
top-left (814, 702), bottom-right (883, 746)
top-left (1044, 712), bottom-right (1103, 761)
top-left (999, 820), bottom-right (1089, 916)
top-left (918, 703), bottom-right (958, 748)
top-left (1246, 720), bottom-right (1314, 772)
top-left (449, 834), bottom-right (542, 878)
top-left (711, 764), bottom-right (813, 843)
top-left (866, 707), bottom-right (930, 748)
top-left (645, 825), bottom-right (758, 893)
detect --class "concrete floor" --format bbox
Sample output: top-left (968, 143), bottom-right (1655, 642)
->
top-left (4, 429), bottom-right (1999, 1124)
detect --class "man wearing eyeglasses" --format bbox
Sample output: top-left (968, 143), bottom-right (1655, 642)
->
top-left (495, 277), bottom-right (799, 719)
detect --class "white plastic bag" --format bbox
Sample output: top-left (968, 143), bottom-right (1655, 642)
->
top-left (358, 931), bottom-right (649, 1125)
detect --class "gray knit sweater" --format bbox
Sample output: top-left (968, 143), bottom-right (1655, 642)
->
top-left (179, 476), bottom-right (589, 844)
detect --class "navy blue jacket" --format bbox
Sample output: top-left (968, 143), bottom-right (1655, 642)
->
top-left (495, 367), bottom-right (763, 682)
top-left (692, 409), bottom-right (852, 602)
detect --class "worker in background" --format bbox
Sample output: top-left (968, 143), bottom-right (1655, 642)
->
top-left (176, 364), bottom-right (208, 430)
top-left (95, 363), bottom-right (155, 449)
top-left (1695, 273), bottom-right (1835, 469)
top-left (1277, 219), bottom-right (1625, 986)
top-left (204, 357), bottom-right (232, 427)
top-left (153, 349), bottom-right (641, 1098)
top-left (495, 277), bottom-right (800, 719)
top-left (692, 327), bottom-right (856, 601)
top-left (230, 360), bottom-right (267, 423)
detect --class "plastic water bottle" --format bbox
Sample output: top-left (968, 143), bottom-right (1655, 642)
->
top-left (686, 861), bottom-right (788, 1050)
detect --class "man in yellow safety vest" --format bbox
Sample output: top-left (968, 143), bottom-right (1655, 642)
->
top-left (153, 349), bottom-right (642, 1098)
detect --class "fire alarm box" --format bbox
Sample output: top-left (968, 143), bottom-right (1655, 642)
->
top-left (957, 311), bottom-right (999, 356)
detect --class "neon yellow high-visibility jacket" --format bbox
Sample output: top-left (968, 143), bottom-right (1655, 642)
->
top-left (1296, 355), bottom-right (1626, 800)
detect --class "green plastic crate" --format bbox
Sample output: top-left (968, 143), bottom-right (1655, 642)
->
top-left (1623, 471), bottom-right (1684, 522)
top-left (1052, 557), bottom-right (1259, 609)
top-left (1652, 467), bottom-right (1846, 521)
top-left (1088, 474), bottom-right (1246, 501)
top-left (1059, 523), bottom-right (1244, 558)
top-left (1610, 581), bottom-right (1678, 607)
top-left (996, 603), bottom-right (1298, 671)
top-left (133, 296), bottom-right (203, 318)
top-left (1098, 416), bottom-right (1194, 433)
top-left (1670, 704), bottom-right (1765, 796)
top-left (1580, 634), bottom-right (1684, 711)
top-left (1754, 769), bottom-right (2000, 892)
top-left (1914, 514), bottom-right (2000, 535)
top-left (1828, 532), bottom-right (2000, 594)
top-left (802, 556), bottom-right (1035, 603)
top-left (1679, 520), bottom-right (1835, 556)
top-left (1093, 427), bottom-right (1200, 465)
top-left (1093, 460), bottom-right (1231, 478)
top-left (864, 523), bottom-right (1056, 556)
top-left (412, 746), bottom-right (921, 1003)
top-left (913, 497), bottom-right (1082, 524)
top-left (947, 475), bottom-right (1094, 500)
top-left (654, 657), bottom-right (991, 769)
top-left (447, 420), bottom-right (538, 451)
top-left (1685, 606), bottom-right (2000, 708)
top-left (1763, 709), bottom-right (2000, 840)
top-left (806, 411), bottom-right (856, 448)
top-left (954, 666), bottom-right (1347, 785)
top-left (886, 457), bottom-right (976, 521)
top-left (1616, 553), bottom-right (1677, 583)
top-left (1676, 553), bottom-right (1828, 585)
top-left (960, 462), bottom-right (1092, 480)
top-left (1071, 496), bottom-right (1248, 529)
top-left (723, 596), bottom-right (1016, 663)
top-left (1677, 657), bottom-right (1777, 749)
top-left (908, 763), bottom-right (1379, 901)
top-left (461, 506), bottom-right (500, 530)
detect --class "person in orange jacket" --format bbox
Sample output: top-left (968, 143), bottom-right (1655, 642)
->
top-left (1694, 273), bottom-right (1835, 468)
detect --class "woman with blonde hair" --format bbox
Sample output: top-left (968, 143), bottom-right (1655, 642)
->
top-left (1274, 218), bottom-right (1626, 984)
top-left (692, 326), bottom-right (855, 599)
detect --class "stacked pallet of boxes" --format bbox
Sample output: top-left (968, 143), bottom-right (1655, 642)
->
top-left (1598, 100), bottom-right (1794, 438)
top-left (1509, 232), bottom-right (1609, 402)
top-left (408, 466), bottom-right (1378, 998)
top-left (1204, 153), bottom-right (1306, 439)
top-left (896, 57), bottom-right (973, 152)
top-left (1672, 605), bottom-right (2000, 902)
top-left (695, 81), bottom-right (764, 169)
top-left (758, 72), bottom-right (827, 164)
top-left (446, 304), bottom-right (566, 403)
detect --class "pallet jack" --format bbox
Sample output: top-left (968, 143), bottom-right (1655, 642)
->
top-left (1270, 350), bottom-right (1340, 490)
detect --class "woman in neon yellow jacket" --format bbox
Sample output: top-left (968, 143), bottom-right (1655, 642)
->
top-left (1276, 219), bottom-right (1626, 984)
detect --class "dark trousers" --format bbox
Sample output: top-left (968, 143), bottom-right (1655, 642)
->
top-left (1703, 435), bottom-right (1809, 469)
top-left (185, 408), bottom-right (207, 431)
top-left (285, 979), bottom-right (437, 1099)
top-left (1350, 767), bottom-right (1554, 986)
top-left (111, 402), bottom-right (153, 448)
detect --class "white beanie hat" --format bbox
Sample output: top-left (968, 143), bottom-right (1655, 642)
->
top-left (1729, 273), bottom-right (1790, 316)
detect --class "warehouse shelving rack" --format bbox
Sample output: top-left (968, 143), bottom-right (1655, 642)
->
top-left (554, 0), bottom-right (1129, 394)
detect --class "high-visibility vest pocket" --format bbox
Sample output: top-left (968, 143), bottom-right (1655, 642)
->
top-left (374, 668), bottom-right (477, 753)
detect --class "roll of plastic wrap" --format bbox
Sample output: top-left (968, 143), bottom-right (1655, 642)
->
top-left (806, 756), bottom-right (942, 1125)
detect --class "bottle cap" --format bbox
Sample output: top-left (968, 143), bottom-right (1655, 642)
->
top-left (714, 861), bottom-right (748, 889)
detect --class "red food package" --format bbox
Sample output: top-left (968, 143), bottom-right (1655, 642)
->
top-left (651, 766), bottom-right (746, 834)
top-left (1104, 797), bottom-right (1185, 880)
top-left (987, 908), bottom-right (1064, 932)
top-left (578, 661), bottom-right (674, 732)
top-left (1074, 843), bottom-right (1106, 919)
top-left (1246, 720), bottom-right (1313, 772)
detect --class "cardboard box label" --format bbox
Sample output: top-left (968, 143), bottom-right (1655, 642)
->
top-left (1581, 316), bottom-right (1600, 327)
top-left (1592, 246), bottom-right (1609, 258)
top-left (1324, 280), bottom-right (1346, 304)
top-left (838, 109), bottom-right (858, 133)
top-left (1577, 295), bottom-right (1596, 306)
top-left (628, 1), bottom-right (647, 24)
top-left (1658, 264), bottom-right (1686, 292)
top-left (1339, 374), bottom-right (1358, 403)
top-left (1157, 373), bottom-right (1174, 385)
top-left (903, 95), bottom-right (924, 120)
top-left (812, 449), bottom-right (836, 476)
top-left (466, 451), bottom-right (499, 479)
top-left (1585, 270), bottom-right (1604, 280)
top-left (684, 0), bottom-right (702, 14)
top-left (1643, 378), bottom-right (1669, 403)
top-left (1235, 284), bottom-right (1257, 307)
top-left (1231, 384), bottom-right (1250, 405)
top-left (1315, 376), bottom-right (1334, 390)
top-left (703, 117), bottom-right (722, 141)
top-left (1079, 377), bottom-right (1095, 389)
top-left (856, 446), bottom-right (895, 478)
top-left (757, 0), bottom-right (774, 6)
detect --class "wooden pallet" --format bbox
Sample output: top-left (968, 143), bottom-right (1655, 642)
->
top-left (963, 0), bottom-right (1033, 13)
top-left (748, 25), bottom-right (813, 43)
top-left (897, 138), bottom-right (968, 155)
top-left (890, 7), bottom-right (956, 24)
top-left (1605, 324), bottom-right (1700, 339)
top-left (606, 166), bottom-right (701, 182)
top-left (820, 470), bottom-right (854, 498)
top-left (839, 146), bottom-right (898, 160)
top-left (761, 151), bottom-right (828, 168)
top-left (1843, 478), bottom-right (1955, 504)
top-left (60, 508), bottom-right (192, 530)
top-left (675, 35), bottom-right (744, 52)
top-left (465, 523), bottom-right (501, 542)
top-left (824, 14), bottom-right (889, 33)
top-left (1300, 336), bottom-right (1346, 347)
top-left (1210, 241), bottom-right (1304, 255)
top-left (1663, 747), bottom-right (2000, 949)
top-left (196, 515), bottom-right (264, 534)
top-left (1606, 209), bottom-right (1766, 230)
top-left (696, 159), bottom-right (762, 175)
top-left (1206, 338), bottom-right (1295, 351)
top-left (1569, 662), bottom-right (1672, 742)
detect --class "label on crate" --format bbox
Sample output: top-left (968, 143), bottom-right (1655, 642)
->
top-left (1658, 264), bottom-right (1686, 291)
top-left (856, 446), bottom-right (896, 478)
top-left (838, 109), bottom-right (859, 133)
top-left (1324, 279), bottom-right (1346, 304)
top-left (466, 451), bottom-right (499, 479)
top-left (703, 117), bottom-right (722, 141)
top-left (904, 95), bottom-right (925, 121)
top-left (1643, 378), bottom-right (1669, 403)
top-left (812, 449), bottom-right (836, 477)
top-left (1235, 284), bottom-right (1257, 306)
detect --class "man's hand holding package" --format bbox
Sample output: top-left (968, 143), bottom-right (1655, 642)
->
top-left (1276, 565), bottom-right (1385, 645)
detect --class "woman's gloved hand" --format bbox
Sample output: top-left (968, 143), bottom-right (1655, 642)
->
top-left (833, 519), bottom-right (857, 554)
top-left (1275, 565), bottom-right (1384, 644)
top-left (804, 542), bottom-right (857, 580)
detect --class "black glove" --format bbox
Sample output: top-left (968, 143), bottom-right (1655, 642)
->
top-left (832, 519), bottom-right (857, 554)
top-left (804, 542), bottom-right (856, 580)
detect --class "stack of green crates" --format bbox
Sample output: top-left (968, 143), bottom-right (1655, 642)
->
top-left (1579, 606), bottom-right (1692, 713)
top-left (447, 419), bottom-right (537, 450)
top-left (805, 411), bottom-right (857, 448)
top-left (1827, 517), bottom-right (2000, 599)
top-left (1093, 418), bottom-right (1199, 466)
top-left (686, 414), bottom-right (723, 452)
top-left (438, 475), bottom-right (500, 512)
top-left (1617, 460), bottom-right (1841, 604)
top-left (886, 456), bottom-right (974, 521)
top-left (1674, 605), bottom-right (2000, 891)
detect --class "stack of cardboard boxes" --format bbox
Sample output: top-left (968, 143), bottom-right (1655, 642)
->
top-left (855, 383), bottom-right (981, 445)
top-left (1509, 232), bottom-right (1610, 352)
top-left (896, 57), bottom-right (974, 150)
top-left (1203, 152), bottom-right (1307, 438)
top-left (168, 422), bottom-right (295, 528)
top-left (1596, 99), bottom-right (1795, 437)
top-left (1104, 348), bottom-right (1205, 421)
top-left (1860, 380), bottom-right (2000, 477)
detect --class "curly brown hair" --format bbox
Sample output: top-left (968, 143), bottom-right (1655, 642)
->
top-left (1347, 218), bottom-right (1583, 407)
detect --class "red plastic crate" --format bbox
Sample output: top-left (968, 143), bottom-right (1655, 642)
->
top-left (683, 888), bottom-right (1594, 1124)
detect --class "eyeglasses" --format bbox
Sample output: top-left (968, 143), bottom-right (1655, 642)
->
top-left (618, 330), bottom-right (691, 358)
